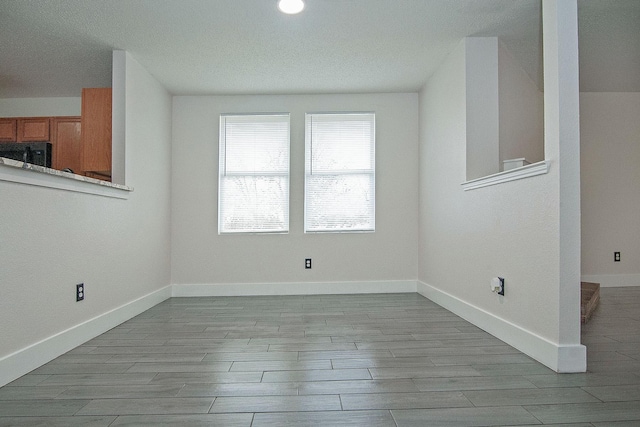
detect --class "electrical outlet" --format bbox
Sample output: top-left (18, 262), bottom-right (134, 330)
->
top-left (614, 252), bottom-right (621, 262)
top-left (491, 277), bottom-right (505, 296)
top-left (305, 258), bottom-right (312, 269)
top-left (76, 283), bottom-right (85, 302)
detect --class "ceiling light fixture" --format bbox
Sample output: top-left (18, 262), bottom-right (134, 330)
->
top-left (278, 0), bottom-right (304, 15)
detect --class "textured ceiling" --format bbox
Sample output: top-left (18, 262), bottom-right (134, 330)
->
top-left (0, 0), bottom-right (638, 99)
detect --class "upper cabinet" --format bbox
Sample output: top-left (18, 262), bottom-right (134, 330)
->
top-left (17, 117), bottom-right (50, 141)
top-left (81, 88), bottom-right (112, 178)
top-left (0, 119), bottom-right (17, 141)
top-left (0, 117), bottom-right (50, 142)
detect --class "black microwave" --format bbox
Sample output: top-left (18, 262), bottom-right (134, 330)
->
top-left (0, 142), bottom-right (52, 168)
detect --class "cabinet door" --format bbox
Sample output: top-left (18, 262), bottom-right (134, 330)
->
top-left (81, 88), bottom-right (112, 175)
top-left (17, 117), bottom-right (50, 141)
top-left (0, 118), bottom-right (17, 141)
top-left (51, 117), bottom-right (82, 172)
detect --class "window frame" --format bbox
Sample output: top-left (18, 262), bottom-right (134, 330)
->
top-left (304, 112), bottom-right (376, 233)
top-left (218, 113), bottom-right (291, 234)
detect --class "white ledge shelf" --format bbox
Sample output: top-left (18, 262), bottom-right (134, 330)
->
top-left (462, 160), bottom-right (551, 191)
top-left (0, 157), bottom-right (132, 199)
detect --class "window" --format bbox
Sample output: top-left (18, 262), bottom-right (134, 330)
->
top-left (305, 112), bottom-right (375, 232)
top-left (218, 114), bottom-right (290, 233)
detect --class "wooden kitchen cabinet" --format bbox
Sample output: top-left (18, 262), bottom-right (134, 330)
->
top-left (17, 117), bottom-right (50, 141)
top-left (81, 88), bottom-right (112, 180)
top-left (0, 118), bottom-right (17, 141)
top-left (51, 117), bottom-right (82, 172)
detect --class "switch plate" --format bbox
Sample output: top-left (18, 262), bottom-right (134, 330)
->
top-left (76, 283), bottom-right (85, 302)
top-left (614, 252), bottom-right (621, 262)
top-left (305, 258), bottom-right (312, 269)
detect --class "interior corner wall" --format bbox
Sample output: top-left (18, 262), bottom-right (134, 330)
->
top-left (170, 93), bottom-right (419, 290)
top-left (465, 38), bottom-right (500, 180)
top-left (419, 38), bottom-right (573, 371)
top-left (0, 53), bottom-right (172, 386)
top-left (581, 92), bottom-right (640, 287)
top-left (498, 43), bottom-right (544, 167)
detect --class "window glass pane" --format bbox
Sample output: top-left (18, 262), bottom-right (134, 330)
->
top-left (219, 114), bottom-right (289, 234)
top-left (219, 175), bottom-right (289, 233)
top-left (306, 174), bottom-right (374, 231)
top-left (309, 117), bottom-right (374, 172)
top-left (305, 113), bottom-right (375, 233)
top-left (224, 118), bottom-right (289, 173)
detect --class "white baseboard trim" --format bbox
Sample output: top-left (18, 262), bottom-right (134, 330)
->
top-left (416, 281), bottom-right (586, 373)
top-left (0, 286), bottom-right (172, 388)
top-left (581, 274), bottom-right (640, 288)
top-left (172, 280), bottom-right (418, 297)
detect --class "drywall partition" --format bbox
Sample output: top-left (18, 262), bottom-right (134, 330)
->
top-left (0, 52), bottom-right (172, 387)
top-left (418, 0), bottom-right (585, 372)
top-left (581, 92), bottom-right (640, 287)
top-left (171, 93), bottom-right (419, 294)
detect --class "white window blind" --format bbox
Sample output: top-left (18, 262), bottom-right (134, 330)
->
top-left (305, 112), bottom-right (375, 232)
top-left (219, 114), bottom-right (290, 233)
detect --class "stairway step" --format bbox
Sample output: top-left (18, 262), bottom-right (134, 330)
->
top-left (581, 281), bottom-right (600, 323)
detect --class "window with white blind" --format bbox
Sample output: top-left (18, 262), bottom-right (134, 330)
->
top-left (305, 112), bottom-right (375, 232)
top-left (218, 114), bottom-right (290, 233)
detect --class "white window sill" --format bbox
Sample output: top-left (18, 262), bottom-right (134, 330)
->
top-left (461, 160), bottom-right (550, 191)
top-left (0, 157), bottom-right (132, 199)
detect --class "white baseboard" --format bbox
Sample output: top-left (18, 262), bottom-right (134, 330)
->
top-left (416, 281), bottom-right (586, 373)
top-left (172, 280), bottom-right (418, 297)
top-left (0, 286), bottom-right (172, 388)
top-left (581, 274), bottom-right (640, 288)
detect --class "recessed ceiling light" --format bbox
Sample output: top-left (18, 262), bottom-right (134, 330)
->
top-left (278, 0), bottom-right (304, 15)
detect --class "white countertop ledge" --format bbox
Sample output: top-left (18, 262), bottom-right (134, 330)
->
top-left (0, 157), bottom-right (132, 199)
top-left (461, 160), bottom-right (551, 191)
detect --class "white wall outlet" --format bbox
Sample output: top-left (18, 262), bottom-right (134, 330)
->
top-left (490, 277), bottom-right (504, 296)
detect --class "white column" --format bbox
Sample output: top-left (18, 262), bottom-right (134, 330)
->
top-left (543, 0), bottom-right (585, 372)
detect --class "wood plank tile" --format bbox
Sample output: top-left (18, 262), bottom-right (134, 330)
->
top-left (0, 399), bottom-right (90, 416)
top-left (210, 395), bottom-right (341, 413)
top-left (262, 369), bottom-right (372, 382)
top-left (230, 360), bottom-right (332, 371)
top-left (369, 366), bottom-right (481, 379)
top-left (463, 387), bottom-right (600, 406)
top-left (76, 398), bottom-right (214, 415)
top-left (0, 416), bottom-right (116, 426)
top-left (391, 406), bottom-right (540, 426)
top-left (341, 391), bottom-right (472, 410)
top-left (252, 410), bottom-right (397, 427)
top-left (109, 414), bottom-right (253, 426)
top-left (58, 384), bottom-right (184, 399)
top-left (412, 375), bottom-right (537, 392)
top-left (298, 379), bottom-right (420, 395)
top-left (523, 401), bottom-right (640, 424)
top-left (178, 382), bottom-right (298, 397)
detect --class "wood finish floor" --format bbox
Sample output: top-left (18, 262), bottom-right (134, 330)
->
top-left (1, 288), bottom-right (639, 426)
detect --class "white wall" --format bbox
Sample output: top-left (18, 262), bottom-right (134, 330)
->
top-left (498, 42), bottom-right (544, 167)
top-left (171, 94), bottom-right (419, 290)
top-left (0, 53), bottom-right (172, 386)
top-left (418, 1), bottom-right (585, 373)
top-left (581, 92), bottom-right (640, 287)
top-left (0, 97), bottom-right (81, 117)
top-left (419, 40), bottom-right (561, 362)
